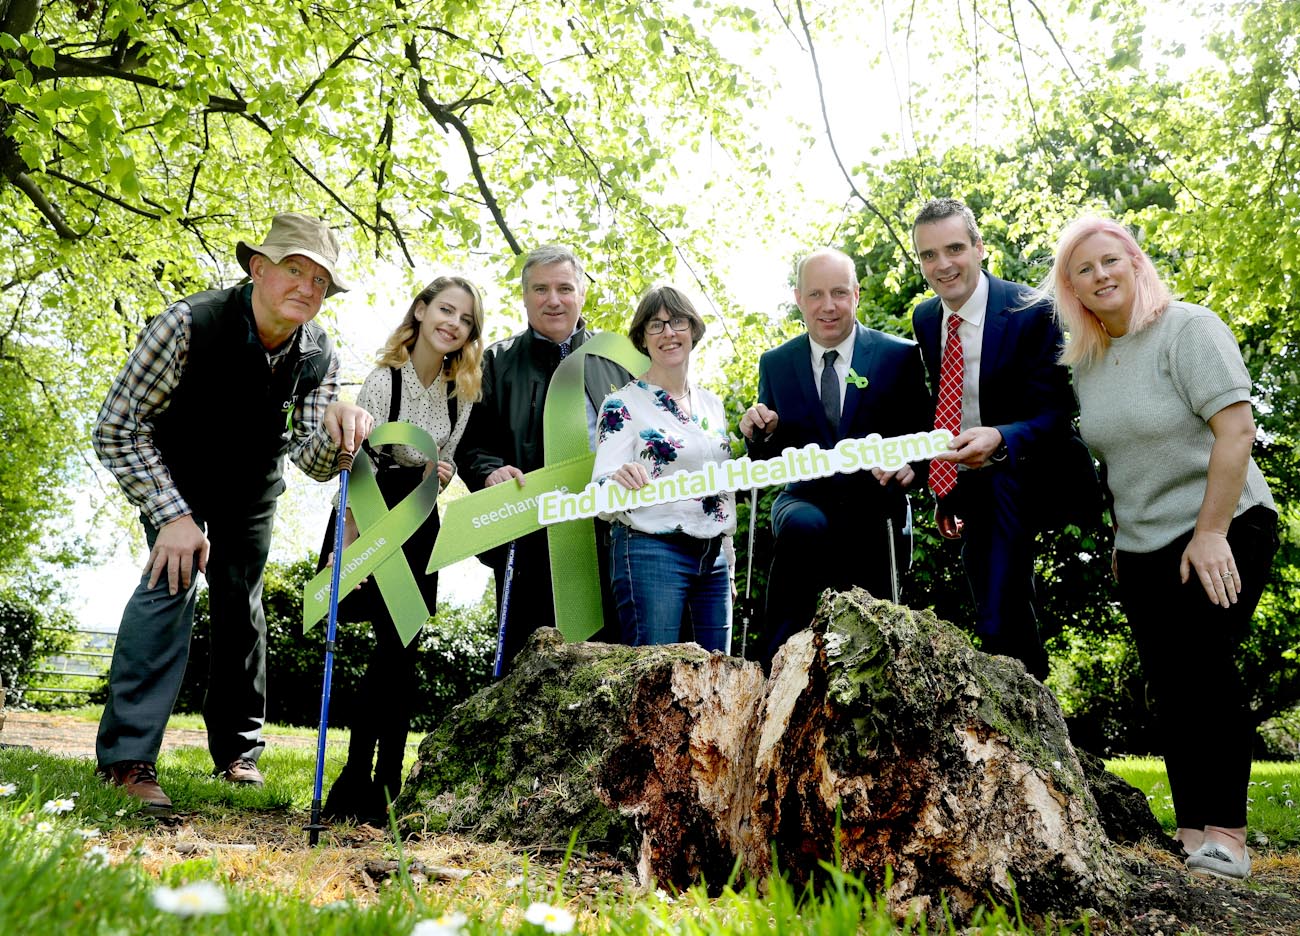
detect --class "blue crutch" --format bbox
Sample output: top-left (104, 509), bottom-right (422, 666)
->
top-left (491, 542), bottom-right (517, 679)
top-left (306, 448), bottom-right (354, 845)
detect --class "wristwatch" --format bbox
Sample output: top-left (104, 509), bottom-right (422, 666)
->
top-left (990, 440), bottom-right (1009, 463)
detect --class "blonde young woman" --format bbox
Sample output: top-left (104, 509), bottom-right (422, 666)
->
top-left (323, 275), bottom-right (484, 824)
top-left (1046, 217), bottom-right (1278, 880)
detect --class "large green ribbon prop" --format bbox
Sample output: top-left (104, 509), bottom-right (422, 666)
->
top-left (423, 453), bottom-right (597, 570)
top-left (303, 422), bottom-right (441, 646)
top-left (427, 332), bottom-right (649, 642)
top-left (543, 333), bottom-right (649, 641)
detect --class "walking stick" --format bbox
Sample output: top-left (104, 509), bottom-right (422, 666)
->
top-left (491, 542), bottom-right (517, 679)
top-left (306, 449), bottom-right (353, 846)
top-left (885, 516), bottom-right (901, 604)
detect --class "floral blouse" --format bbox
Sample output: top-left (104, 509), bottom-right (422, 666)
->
top-left (592, 379), bottom-right (736, 547)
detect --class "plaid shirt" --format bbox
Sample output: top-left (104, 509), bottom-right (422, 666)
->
top-left (92, 298), bottom-right (343, 529)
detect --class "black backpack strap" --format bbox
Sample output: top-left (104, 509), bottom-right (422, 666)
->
top-left (362, 367), bottom-right (403, 466)
top-left (387, 366), bottom-right (402, 423)
top-left (446, 378), bottom-right (457, 432)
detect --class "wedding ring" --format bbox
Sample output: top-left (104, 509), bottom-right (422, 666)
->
top-left (1221, 572), bottom-right (1233, 581)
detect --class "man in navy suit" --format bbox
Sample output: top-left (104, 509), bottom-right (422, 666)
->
top-left (911, 198), bottom-right (1080, 679)
top-left (741, 248), bottom-right (931, 668)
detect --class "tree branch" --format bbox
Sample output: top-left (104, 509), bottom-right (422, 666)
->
top-left (1021, 0), bottom-right (1204, 206)
top-left (405, 39), bottom-right (522, 255)
top-left (235, 109), bottom-right (378, 234)
top-left (0, 0), bottom-right (39, 38)
top-left (44, 53), bottom-right (246, 111)
top-left (295, 32), bottom-right (372, 107)
top-left (372, 103), bottom-right (414, 266)
top-left (793, 0), bottom-right (914, 265)
top-left (770, 0), bottom-right (806, 49)
top-left (636, 208), bottom-right (739, 358)
top-left (11, 171), bottom-right (81, 239)
top-left (41, 167), bottom-right (162, 220)
top-left (1006, 0), bottom-right (1042, 145)
top-left (377, 204), bottom-right (414, 267)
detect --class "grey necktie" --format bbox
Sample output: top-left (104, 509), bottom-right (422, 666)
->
top-left (820, 349), bottom-right (840, 432)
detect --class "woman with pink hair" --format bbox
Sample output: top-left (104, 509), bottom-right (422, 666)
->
top-left (1044, 216), bottom-right (1278, 881)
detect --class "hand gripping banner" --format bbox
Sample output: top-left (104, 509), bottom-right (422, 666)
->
top-left (426, 332), bottom-right (650, 642)
top-left (302, 422), bottom-right (441, 646)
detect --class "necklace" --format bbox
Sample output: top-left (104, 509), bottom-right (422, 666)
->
top-left (673, 385), bottom-right (693, 418)
top-left (662, 382), bottom-right (692, 418)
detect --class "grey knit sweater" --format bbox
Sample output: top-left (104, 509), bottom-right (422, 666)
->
top-left (1076, 301), bottom-right (1274, 553)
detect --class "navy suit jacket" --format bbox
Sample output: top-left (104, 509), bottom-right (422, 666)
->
top-left (750, 323), bottom-right (931, 519)
top-left (912, 273), bottom-right (1087, 516)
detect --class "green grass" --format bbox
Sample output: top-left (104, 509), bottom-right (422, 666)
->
top-left (1106, 757), bottom-right (1300, 848)
top-left (0, 742), bottom-right (1088, 936)
top-left (2, 738), bottom-right (1296, 934)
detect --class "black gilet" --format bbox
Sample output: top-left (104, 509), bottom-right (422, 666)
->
top-left (151, 285), bottom-right (334, 516)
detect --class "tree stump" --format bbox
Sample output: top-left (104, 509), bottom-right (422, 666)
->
top-left (744, 589), bottom-right (1125, 919)
top-left (399, 590), bottom-right (1131, 921)
top-left (397, 629), bottom-right (766, 889)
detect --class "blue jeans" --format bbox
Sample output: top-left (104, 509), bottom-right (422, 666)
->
top-left (609, 524), bottom-right (731, 652)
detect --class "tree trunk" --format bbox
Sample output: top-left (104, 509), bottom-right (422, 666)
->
top-left (743, 590), bottom-right (1125, 919)
top-left (398, 589), bottom-right (1131, 921)
top-left (398, 628), bottom-right (765, 886)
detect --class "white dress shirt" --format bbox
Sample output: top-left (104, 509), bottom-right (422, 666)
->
top-left (808, 323), bottom-right (858, 418)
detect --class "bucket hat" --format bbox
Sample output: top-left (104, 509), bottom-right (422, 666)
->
top-left (236, 212), bottom-right (350, 296)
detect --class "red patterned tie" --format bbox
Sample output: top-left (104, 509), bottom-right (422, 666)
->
top-left (929, 313), bottom-right (963, 499)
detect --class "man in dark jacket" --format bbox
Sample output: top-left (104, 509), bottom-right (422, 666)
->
top-left (740, 248), bottom-right (932, 668)
top-left (459, 245), bottom-right (631, 669)
top-left (92, 212), bottom-right (373, 808)
top-left (911, 198), bottom-right (1092, 679)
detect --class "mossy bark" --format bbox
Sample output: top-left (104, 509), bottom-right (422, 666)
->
top-left (396, 627), bottom-right (765, 886)
top-left (399, 591), bottom-right (1136, 921)
top-left (746, 589), bottom-right (1126, 920)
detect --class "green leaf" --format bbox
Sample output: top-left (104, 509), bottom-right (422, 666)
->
top-left (29, 44), bottom-right (55, 69)
top-left (18, 141), bottom-right (42, 170)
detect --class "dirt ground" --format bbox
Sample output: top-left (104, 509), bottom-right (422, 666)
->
top-left (4, 710), bottom-right (1300, 934)
top-left (1, 709), bottom-right (316, 758)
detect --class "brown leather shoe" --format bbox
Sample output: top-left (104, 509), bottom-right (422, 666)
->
top-left (216, 757), bottom-right (264, 787)
top-left (97, 760), bottom-right (172, 809)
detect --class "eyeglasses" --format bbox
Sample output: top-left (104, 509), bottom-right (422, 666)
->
top-left (645, 315), bottom-right (691, 335)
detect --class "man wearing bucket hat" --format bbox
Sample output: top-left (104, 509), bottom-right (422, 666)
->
top-left (91, 212), bottom-right (373, 809)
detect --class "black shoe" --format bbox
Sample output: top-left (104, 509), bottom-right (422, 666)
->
top-left (323, 765), bottom-right (385, 825)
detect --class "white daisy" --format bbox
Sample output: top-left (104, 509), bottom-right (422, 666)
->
top-left (151, 881), bottom-right (230, 917)
top-left (523, 901), bottom-right (575, 933)
top-left (411, 911), bottom-right (469, 936)
top-left (86, 845), bottom-right (111, 865)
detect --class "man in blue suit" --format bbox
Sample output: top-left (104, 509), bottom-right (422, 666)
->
top-left (911, 198), bottom-right (1082, 679)
top-left (741, 248), bottom-right (931, 669)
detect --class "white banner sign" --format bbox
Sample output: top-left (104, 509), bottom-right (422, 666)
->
top-left (537, 428), bottom-right (953, 525)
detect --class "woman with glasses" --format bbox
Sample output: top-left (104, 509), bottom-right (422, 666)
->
top-left (592, 286), bottom-right (735, 651)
